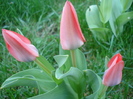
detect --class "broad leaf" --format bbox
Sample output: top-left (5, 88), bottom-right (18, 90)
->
top-left (84, 69), bottom-right (105, 99)
top-left (55, 67), bottom-right (86, 99)
top-left (116, 11), bottom-right (133, 26)
top-left (35, 56), bottom-right (55, 77)
top-left (28, 82), bottom-right (78, 99)
top-left (75, 49), bottom-right (87, 70)
top-left (120, 0), bottom-right (133, 11)
top-left (86, 5), bottom-right (110, 41)
top-left (109, 0), bottom-right (123, 36)
top-left (99, 0), bottom-right (112, 23)
top-left (0, 68), bottom-right (56, 93)
top-left (59, 45), bottom-right (72, 70)
top-left (90, 28), bottom-right (111, 41)
top-left (86, 5), bottom-right (102, 28)
top-left (59, 46), bottom-right (87, 70)
top-left (53, 55), bottom-right (70, 75)
top-left (35, 55), bottom-right (55, 71)
top-left (56, 67), bottom-right (84, 80)
top-left (116, 11), bottom-right (133, 33)
top-left (54, 55), bottom-right (69, 67)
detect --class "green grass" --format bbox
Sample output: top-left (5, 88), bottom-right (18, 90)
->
top-left (0, 0), bottom-right (133, 99)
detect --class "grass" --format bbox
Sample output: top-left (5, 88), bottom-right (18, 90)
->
top-left (0, 0), bottom-right (133, 99)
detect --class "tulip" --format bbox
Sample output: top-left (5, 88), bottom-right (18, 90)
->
top-left (102, 53), bottom-right (124, 86)
top-left (60, 1), bottom-right (86, 50)
top-left (2, 29), bottom-right (39, 62)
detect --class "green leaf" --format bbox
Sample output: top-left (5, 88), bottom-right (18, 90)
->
top-left (116, 11), bottom-right (133, 26)
top-left (35, 56), bottom-right (55, 77)
top-left (86, 5), bottom-right (102, 28)
top-left (59, 46), bottom-right (87, 70)
top-left (28, 82), bottom-right (78, 99)
top-left (54, 55), bottom-right (69, 67)
top-left (55, 67), bottom-right (86, 99)
top-left (84, 69), bottom-right (105, 99)
top-left (0, 68), bottom-right (56, 94)
top-left (59, 45), bottom-right (72, 70)
top-left (86, 5), bottom-right (110, 41)
top-left (120, 0), bottom-right (133, 11)
top-left (35, 55), bottom-right (55, 71)
top-left (55, 67), bottom-right (83, 80)
top-left (99, 0), bottom-right (112, 23)
top-left (75, 49), bottom-right (87, 70)
top-left (109, 16), bottom-right (117, 36)
top-left (109, 0), bottom-right (123, 36)
top-left (90, 28), bottom-right (111, 41)
top-left (116, 11), bottom-right (133, 33)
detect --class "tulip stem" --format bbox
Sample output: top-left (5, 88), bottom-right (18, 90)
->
top-left (99, 85), bottom-right (108, 98)
top-left (70, 50), bottom-right (77, 67)
top-left (35, 58), bottom-right (52, 77)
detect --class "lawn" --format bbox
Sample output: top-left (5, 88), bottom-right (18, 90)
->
top-left (0, 0), bottom-right (133, 99)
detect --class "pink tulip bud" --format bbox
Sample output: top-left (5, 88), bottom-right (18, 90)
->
top-left (2, 29), bottom-right (39, 62)
top-left (60, 1), bottom-right (86, 50)
top-left (102, 53), bottom-right (124, 86)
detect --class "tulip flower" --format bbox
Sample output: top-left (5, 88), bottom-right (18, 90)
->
top-left (2, 29), bottom-right (39, 62)
top-left (60, 1), bottom-right (86, 50)
top-left (102, 53), bottom-right (124, 86)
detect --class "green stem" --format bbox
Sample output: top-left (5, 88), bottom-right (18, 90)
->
top-left (70, 50), bottom-right (77, 67)
top-left (99, 85), bottom-right (108, 98)
top-left (34, 58), bottom-right (52, 77)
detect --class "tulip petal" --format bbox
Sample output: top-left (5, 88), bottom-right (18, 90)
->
top-left (60, 1), bottom-right (86, 50)
top-left (2, 29), bottom-right (39, 62)
top-left (103, 61), bottom-right (124, 86)
top-left (6, 43), bottom-right (38, 61)
top-left (68, 2), bottom-right (86, 42)
top-left (2, 29), bottom-right (31, 44)
top-left (107, 53), bottom-right (122, 68)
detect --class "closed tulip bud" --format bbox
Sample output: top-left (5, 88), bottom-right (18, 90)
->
top-left (60, 1), bottom-right (86, 50)
top-left (102, 53), bottom-right (124, 86)
top-left (2, 29), bottom-right (39, 62)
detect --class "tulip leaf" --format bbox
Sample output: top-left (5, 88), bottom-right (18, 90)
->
top-left (35, 55), bottom-right (55, 71)
top-left (84, 69), bottom-right (105, 99)
top-left (55, 67), bottom-right (86, 99)
top-left (116, 11), bottom-right (133, 26)
top-left (109, 0), bottom-right (123, 36)
top-left (53, 55), bottom-right (71, 75)
top-left (86, 5), bottom-right (110, 41)
top-left (59, 45), bottom-right (72, 70)
top-left (28, 82), bottom-right (78, 99)
top-left (86, 5), bottom-right (102, 28)
top-left (0, 68), bottom-right (56, 94)
top-left (75, 49), bottom-right (87, 70)
top-left (120, 0), bottom-right (133, 11)
top-left (55, 67), bottom-right (84, 80)
top-left (116, 11), bottom-right (133, 33)
top-left (90, 28), bottom-right (111, 41)
top-left (99, 0), bottom-right (112, 23)
top-left (59, 46), bottom-right (87, 70)
top-left (53, 55), bottom-right (69, 67)
top-left (109, 16), bottom-right (116, 36)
